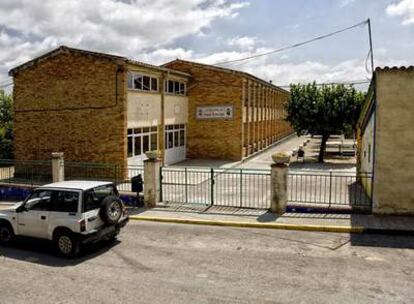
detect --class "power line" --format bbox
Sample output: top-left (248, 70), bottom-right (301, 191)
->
top-left (214, 19), bottom-right (369, 66)
top-left (0, 82), bottom-right (13, 88)
top-left (275, 80), bottom-right (371, 89)
top-left (0, 78), bottom-right (12, 85)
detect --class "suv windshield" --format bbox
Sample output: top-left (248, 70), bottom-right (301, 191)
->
top-left (83, 184), bottom-right (118, 212)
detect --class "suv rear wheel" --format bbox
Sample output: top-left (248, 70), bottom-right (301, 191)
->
top-left (100, 196), bottom-right (123, 225)
top-left (0, 222), bottom-right (14, 245)
top-left (54, 230), bottom-right (79, 258)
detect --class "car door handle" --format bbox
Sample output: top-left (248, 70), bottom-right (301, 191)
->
top-left (88, 216), bottom-right (97, 222)
top-left (41, 216), bottom-right (47, 220)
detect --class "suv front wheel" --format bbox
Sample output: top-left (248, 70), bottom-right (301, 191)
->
top-left (0, 222), bottom-right (14, 245)
top-left (54, 230), bottom-right (80, 258)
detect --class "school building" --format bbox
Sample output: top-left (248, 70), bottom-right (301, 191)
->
top-left (9, 46), bottom-right (293, 171)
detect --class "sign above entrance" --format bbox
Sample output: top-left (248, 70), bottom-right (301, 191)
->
top-left (196, 105), bottom-right (234, 120)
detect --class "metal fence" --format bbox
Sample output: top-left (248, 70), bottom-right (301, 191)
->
top-left (0, 159), bottom-right (144, 192)
top-left (0, 159), bottom-right (52, 185)
top-left (0, 158), bottom-right (373, 212)
top-left (116, 165), bottom-right (144, 192)
top-left (287, 171), bottom-right (372, 209)
top-left (160, 167), bottom-right (271, 209)
top-left (64, 162), bottom-right (119, 181)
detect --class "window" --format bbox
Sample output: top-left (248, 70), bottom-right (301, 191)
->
top-left (165, 79), bottom-right (186, 95)
top-left (25, 190), bottom-right (53, 211)
top-left (168, 80), bottom-right (174, 93)
top-left (134, 74), bottom-right (143, 90)
top-left (128, 137), bottom-right (133, 157)
top-left (151, 133), bottom-right (158, 150)
top-left (368, 144), bottom-right (371, 163)
top-left (128, 72), bottom-right (158, 92)
top-left (168, 132), bottom-right (173, 149)
top-left (143, 75), bottom-right (150, 91)
top-left (180, 130), bottom-right (185, 146)
top-left (52, 191), bottom-right (79, 213)
top-left (83, 185), bottom-right (118, 212)
top-left (143, 135), bottom-right (150, 153)
top-left (151, 78), bottom-right (158, 91)
top-left (165, 124), bottom-right (186, 149)
top-left (134, 136), bottom-right (141, 156)
top-left (127, 127), bottom-right (158, 158)
top-left (174, 131), bottom-right (179, 147)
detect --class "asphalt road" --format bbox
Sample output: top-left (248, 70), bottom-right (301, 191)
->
top-left (0, 221), bottom-right (413, 304)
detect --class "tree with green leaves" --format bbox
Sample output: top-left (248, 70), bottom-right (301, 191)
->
top-left (285, 83), bottom-right (365, 163)
top-left (0, 90), bottom-right (13, 159)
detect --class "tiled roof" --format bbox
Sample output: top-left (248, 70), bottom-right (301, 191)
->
top-left (162, 59), bottom-right (289, 93)
top-left (375, 66), bottom-right (414, 72)
top-left (8, 45), bottom-right (190, 78)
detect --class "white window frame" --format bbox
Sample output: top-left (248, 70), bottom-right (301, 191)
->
top-left (127, 127), bottom-right (158, 158)
top-left (164, 79), bottom-right (186, 95)
top-left (164, 124), bottom-right (186, 150)
top-left (128, 72), bottom-right (159, 92)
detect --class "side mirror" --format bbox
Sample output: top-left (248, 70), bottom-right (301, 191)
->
top-left (16, 204), bottom-right (27, 213)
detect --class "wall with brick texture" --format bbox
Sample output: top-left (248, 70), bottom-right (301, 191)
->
top-left (164, 60), bottom-right (294, 161)
top-left (12, 51), bottom-right (127, 168)
top-left (164, 61), bottom-right (244, 161)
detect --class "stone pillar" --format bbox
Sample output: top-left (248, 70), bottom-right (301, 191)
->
top-left (270, 151), bottom-right (290, 214)
top-left (51, 152), bottom-right (64, 183)
top-left (143, 152), bottom-right (161, 208)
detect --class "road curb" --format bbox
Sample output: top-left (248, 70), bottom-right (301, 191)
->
top-left (129, 215), bottom-right (365, 233)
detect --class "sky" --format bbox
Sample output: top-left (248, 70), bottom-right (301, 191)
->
top-left (0, 0), bottom-right (413, 92)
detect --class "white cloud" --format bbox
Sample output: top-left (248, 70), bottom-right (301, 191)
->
top-left (141, 48), bottom-right (194, 64)
top-left (386, 0), bottom-right (414, 25)
top-left (166, 47), bottom-right (408, 89)
top-left (340, 0), bottom-right (357, 8)
top-left (227, 36), bottom-right (258, 50)
top-left (0, 0), bottom-right (249, 83)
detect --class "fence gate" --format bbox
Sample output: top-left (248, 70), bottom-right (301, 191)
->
top-left (160, 167), bottom-right (271, 209)
top-left (287, 171), bottom-right (373, 211)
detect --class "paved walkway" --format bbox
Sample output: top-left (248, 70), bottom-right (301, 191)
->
top-left (127, 203), bottom-right (414, 234)
top-left (173, 134), bottom-right (303, 170)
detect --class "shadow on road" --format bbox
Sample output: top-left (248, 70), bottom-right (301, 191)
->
top-left (0, 237), bottom-right (120, 267)
top-left (349, 233), bottom-right (414, 249)
top-left (289, 162), bottom-right (356, 171)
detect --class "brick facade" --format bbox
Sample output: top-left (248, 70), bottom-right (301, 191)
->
top-left (10, 47), bottom-right (294, 172)
top-left (163, 60), bottom-right (294, 161)
top-left (12, 50), bottom-right (128, 167)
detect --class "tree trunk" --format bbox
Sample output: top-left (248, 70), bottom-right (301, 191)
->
top-left (318, 134), bottom-right (329, 163)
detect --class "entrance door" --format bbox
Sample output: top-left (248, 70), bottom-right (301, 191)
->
top-left (165, 124), bottom-right (186, 165)
top-left (127, 127), bottom-right (158, 165)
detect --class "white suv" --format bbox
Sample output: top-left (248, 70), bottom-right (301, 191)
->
top-left (0, 180), bottom-right (129, 257)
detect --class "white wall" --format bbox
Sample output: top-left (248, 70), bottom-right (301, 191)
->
top-left (127, 91), bottom-right (161, 128)
top-left (165, 94), bottom-right (188, 125)
top-left (360, 111), bottom-right (375, 173)
top-left (127, 91), bottom-right (188, 128)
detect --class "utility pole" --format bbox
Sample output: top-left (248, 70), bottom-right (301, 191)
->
top-left (367, 18), bottom-right (374, 74)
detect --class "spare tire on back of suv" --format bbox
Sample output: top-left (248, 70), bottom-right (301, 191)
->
top-left (100, 196), bottom-right (123, 225)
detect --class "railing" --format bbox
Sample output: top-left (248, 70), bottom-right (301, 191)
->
top-left (116, 165), bottom-right (144, 192)
top-left (0, 159), bottom-right (145, 192)
top-left (64, 162), bottom-right (119, 181)
top-left (160, 167), bottom-right (271, 209)
top-left (287, 171), bottom-right (372, 209)
top-left (0, 159), bottom-right (52, 186)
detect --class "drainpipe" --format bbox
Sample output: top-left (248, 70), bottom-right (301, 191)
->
top-left (160, 71), bottom-right (167, 165)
